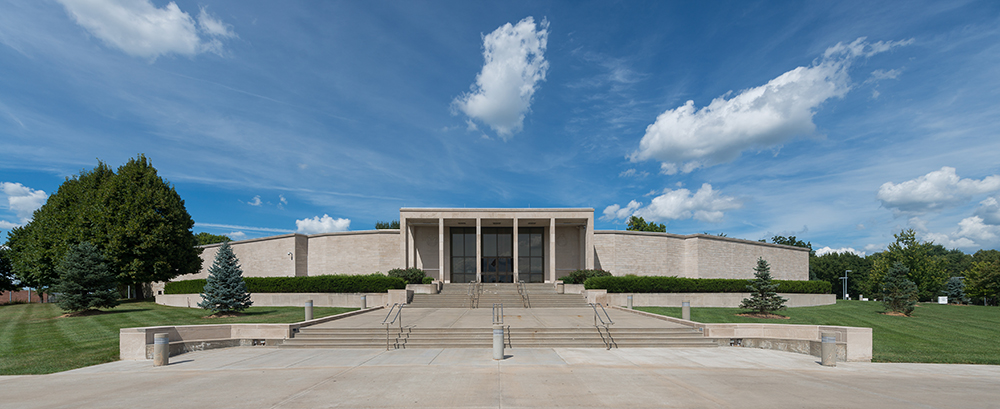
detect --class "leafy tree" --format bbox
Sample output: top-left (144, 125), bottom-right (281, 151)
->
top-left (866, 229), bottom-right (947, 302)
top-left (810, 251), bottom-right (871, 299)
top-left (770, 235), bottom-right (814, 256)
top-left (927, 245), bottom-right (973, 278)
top-left (195, 232), bottom-right (232, 246)
top-left (945, 277), bottom-right (969, 304)
top-left (0, 246), bottom-right (19, 293)
top-left (740, 258), bottom-right (787, 315)
top-left (4, 156), bottom-right (201, 300)
top-left (375, 220), bottom-right (400, 229)
top-left (881, 261), bottom-right (918, 315)
top-left (964, 250), bottom-right (1000, 306)
top-left (51, 242), bottom-right (120, 313)
top-left (198, 241), bottom-right (252, 313)
top-left (626, 216), bottom-right (666, 232)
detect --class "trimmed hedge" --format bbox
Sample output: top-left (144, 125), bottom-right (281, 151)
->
top-left (583, 276), bottom-right (831, 294)
top-left (164, 274), bottom-right (406, 294)
top-left (558, 269), bottom-right (612, 285)
top-left (387, 267), bottom-right (427, 285)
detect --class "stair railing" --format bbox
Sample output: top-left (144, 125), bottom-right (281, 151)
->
top-left (589, 302), bottom-right (617, 349)
top-left (517, 280), bottom-right (530, 308)
top-left (492, 303), bottom-right (504, 325)
top-left (382, 303), bottom-right (403, 350)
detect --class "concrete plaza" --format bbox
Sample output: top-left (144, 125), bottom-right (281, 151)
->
top-left (2, 346), bottom-right (997, 408)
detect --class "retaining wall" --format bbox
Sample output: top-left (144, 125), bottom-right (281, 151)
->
top-left (156, 292), bottom-right (388, 308)
top-left (585, 290), bottom-right (835, 308)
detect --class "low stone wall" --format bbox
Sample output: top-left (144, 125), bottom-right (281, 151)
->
top-left (156, 292), bottom-right (389, 308)
top-left (584, 290), bottom-right (834, 308)
top-left (613, 307), bottom-right (872, 362)
top-left (120, 307), bottom-right (382, 360)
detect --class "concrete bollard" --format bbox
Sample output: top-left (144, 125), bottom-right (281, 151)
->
top-left (360, 295), bottom-right (367, 309)
top-left (556, 282), bottom-right (564, 294)
top-left (153, 333), bottom-right (169, 366)
top-left (305, 300), bottom-right (313, 321)
top-left (627, 295), bottom-right (633, 309)
top-left (493, 324), bottom-right (505, 360)
top-left (821, 332), bottom-right (837, 367)
top-left (682, 301), bottom-right (691, 321)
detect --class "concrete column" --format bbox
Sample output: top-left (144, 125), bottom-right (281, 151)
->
top-left (399, 216), bottom-right (408, 268)
top-left (627, 295), bottom-right (633, 309)
top-left (585, 217), bottom-right (594, 269)
top-left (153, 333), bottom-right (169, 366)
top-left (512, 216), bottom-right (519, 282)
top-left (821, 332), bottom-right (837, 366)
top-left (438, 218), bottom-right (445, 282)
top-left (682, 301), bottom-right (691, 321)
top-left (305, 300), bottom-right (313, 321)
top-left (493, 324), bottom-right (505, 360)
top-left (407, 224), bottom-right (415, 268)
top-left (476, 218), bottom-right (482, 282)
top-left (548, 218), bottom-right (556, 283)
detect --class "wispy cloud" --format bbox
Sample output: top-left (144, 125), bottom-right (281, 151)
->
top-left (194, 222), bottom-right (294, 234)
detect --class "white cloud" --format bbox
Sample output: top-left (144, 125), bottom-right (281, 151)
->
top-left (227, 231), bottom-right (246, 240)
top-left (248, 195), bottom-right (262, 206)
top-left (1, 182), bottom-right (48, 224)
top-left (815, 246), bottom-right (866, 257)
top-left (604, 184), bottom-right (741, 223)
top-left (867, 68), bottom-right (902, 82)
top-left (295, 214), bottom-right (350, 234)
top-left (195, 222), bottom-right (293, 234)
top-left (877, 167), bottom-right (1000, 214)
top-left (279, 195), bottom-right (288, 205)
top-left (0, 220), bottom-right (19, 230)
top-left (57, 0), bottom-right (236, 59)
top-left (632, 37), bottom-right (912, 173)
top-left (452, 17), bottom-right (549, 139)
top-left (618, 168), bottom-right (649, 178)
top-left (974, 196), bottom-right (1000, 225)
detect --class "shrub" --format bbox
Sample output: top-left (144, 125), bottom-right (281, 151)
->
top-left (198, 241), bottom-right (252, 313)
top-left (422, 276), bottom-right (434, 284)
top-left (165, 274), bottom-right (406, 294)
top-left (51, 242), bottom-right (119, 313)
top-left (583, 275), bottom-right (830, 294)
top-left (387, 267), bottom-right (427, 285)
top-left (882, 262), bottom-right (918, 315)
top-left (739, 258), bottom-right (787, 314)
top-left (559, 269), bottom-right (612, 284)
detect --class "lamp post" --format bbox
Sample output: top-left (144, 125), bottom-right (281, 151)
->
top-left (840, 270), bottom-right (852, 300)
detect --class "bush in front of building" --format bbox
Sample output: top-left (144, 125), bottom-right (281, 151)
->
top-left (422, 276), bottom-right (434, 284)
top-left (583, 275), bottom-right (831, 294)
top-left (165, 274), bottom-right (406, 294)
top-left (558, 269), bottom-right (612, 284)
top-left (387, 267), bottom-right (428, 285)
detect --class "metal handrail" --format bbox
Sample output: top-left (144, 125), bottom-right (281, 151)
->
top-left (589, 302), bottom-right (614, 327)
top-left (517, 280), bottom-right (530, 308)
top-left (474, 282), bottom-right (483, 308)
top-left (467, 282), bottom-right (475, 308)
top-left (492, 303), bottom-right (504, 325)
top-left (589, 302), bottom-right (616, 349)
top-left (382, 303), bottom-right (403, 350)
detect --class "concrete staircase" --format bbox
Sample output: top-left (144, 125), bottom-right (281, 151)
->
top-left (281, 326), bottom-right (716, 349)
top-left (408, 283), bottom-right (588, 308)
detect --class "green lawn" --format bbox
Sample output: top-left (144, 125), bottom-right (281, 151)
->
top-left (0, 301), bottom-right (355, 375)
top-left (637, 300), bottom-right (1000, 365)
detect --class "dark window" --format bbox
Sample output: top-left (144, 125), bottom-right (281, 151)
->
top-left (518, 227), bottom-right (544, 283)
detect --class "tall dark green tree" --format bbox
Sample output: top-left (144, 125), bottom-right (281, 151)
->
top-left (810, 251), bottom-right (872, 299)
top-left (5, 155), bottom-right (200, 300)
top-left (867, 229), bottom-right (948, 302)
top-left (51, 242), bottom-right (119, 313)
top-left (626, 216), bottom-right (666, 232)
top-left (375, 220), bottom-right (400, 229)
top-left (0, 247), bottom-right (19, 293)
top-left (881, 262), bottom-right (918, 315)
top-left (195, 232), bottom-right (232, 246)
top-left (199, 241), bottom-right (252, 313)
top-left (964, 250), bottom-right (1000, 305)
top-left (740, 258), bottom-right (787, 315)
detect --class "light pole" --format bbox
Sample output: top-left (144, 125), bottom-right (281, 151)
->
top-left (840, 270), bottom-right (852, 300)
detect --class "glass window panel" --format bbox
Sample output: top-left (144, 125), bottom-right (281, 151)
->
top-left (518, 257), bottom-right (530, 273)
top-left (452, 258), bottom-right (464, 277)
top-left (531, 273), bottom-right (543, 283)
top-left (518, 233), bottom-right (529, 256)
top-left (452, 234), bottom-right (464, 256)
top-left (483, 234), bottom-right (496, 257)
top-left (465, 257), bottom-right (476, 273)
top-left (531, 258), bottom-right (542, 273)
top-left (465, 234), bottom-right (475, 257)
top-left (530, 234), bottom-right (542, 256)
top-left (498, 233), bottom-right (512, 257)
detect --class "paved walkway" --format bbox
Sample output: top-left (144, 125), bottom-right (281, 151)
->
top-left (314, 307), bottom-right (688, 329)
top-left (2, 346), bottom-right (997, 408)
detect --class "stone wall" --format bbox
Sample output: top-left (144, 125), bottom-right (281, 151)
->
top-left (194, 234), bottom-right (307, 280)
top-left (297, 230), bottom-right (400, 275)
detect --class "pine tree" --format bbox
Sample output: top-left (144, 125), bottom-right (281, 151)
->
top-left (945, 277), bottom-right (969, 304)
top-left (198, 241), bottom-right (252, 313)
top-left (51, 242), bottom-right (120, 313)
top-left (740, 257), bottom-right (787, 315)
top-left (882, 262), bottom-right (918, 315)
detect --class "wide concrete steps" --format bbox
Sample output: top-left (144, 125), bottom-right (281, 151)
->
top-left (409, 283), bottom-right (587, 308)
top-left (281, 327), bottom-right (716, 349)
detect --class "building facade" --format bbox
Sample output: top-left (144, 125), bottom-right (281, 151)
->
top-left (188, 208), bottom-right (809, 284)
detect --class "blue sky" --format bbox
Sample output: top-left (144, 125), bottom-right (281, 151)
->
top-left (2, 0), bottom-right (999, 256)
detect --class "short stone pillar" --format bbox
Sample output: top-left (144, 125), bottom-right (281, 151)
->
top-left (305, 300), bottom-right (313, 321)
top-left (556, 282), bottom-right (565, 294)
top-left (627, 295), bottom-right (633, 309)
top-left (493, 324), bottom-right (505, 360)
top-left (360, 295), bottom-right (367, 309)
top-left (153, 333), bottom-right (169, 366)
top-left (821, 332), bottom-right (837, 367)
top-left (682, 301), bottom-right (691, 321)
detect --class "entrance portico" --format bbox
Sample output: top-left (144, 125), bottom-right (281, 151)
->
top-left (400, 208), bottom-right (595, 283)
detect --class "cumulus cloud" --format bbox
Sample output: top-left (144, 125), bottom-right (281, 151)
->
top-left (632, 37), bottom-right (912, 173)
top-left (295, 214), bottom-right (350, 234)
top-left (877, 167), bottom-right (1000, 214)
top-left (57, 0), bottom-right (236, 59)
top-left (603, 184), bottom-right (741, 223)
top-left (228, 231), bottom-right (246, 240)
top-left (1, 182), bottom-right (48, 225)
top-left (974, 196), bottom-right (1000, 225)
top-left (247, 195), bottom-right (262, 206)
top-left (452, 17), bottom-right (549, 139)
top-left (815, 246), bottom-right (866, 257)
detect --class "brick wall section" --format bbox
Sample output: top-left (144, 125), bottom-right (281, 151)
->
top-left (0, 290), bottom-right (49, 304)
top-left (306, 230), bottom-right (400, 275)
top-left (593, 231), bottom-right (809, 281)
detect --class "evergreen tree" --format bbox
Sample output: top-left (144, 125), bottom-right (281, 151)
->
top-left (51, 242), bottom-right (119, 313)
top-left (881, 262), bottom-right (918, 315)
top-left (198, 242), bottom-right (252, 313)
top-left (740, 258), bottom-right (787, 314)
top-left (945, 277), bottom-right (969, 304)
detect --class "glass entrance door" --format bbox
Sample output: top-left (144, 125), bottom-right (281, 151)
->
top-left (481, 227), bottom-right (513, 283)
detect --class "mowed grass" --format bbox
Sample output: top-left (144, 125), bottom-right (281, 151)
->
top-left (637, 300), bottom-right (1000, 364)
top-left (0, 301), bottom-right (355, 375)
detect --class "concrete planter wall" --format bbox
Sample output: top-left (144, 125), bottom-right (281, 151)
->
top-left (585, 291), bottom-right (835, 308)
top-left (156, 292), bottom-right (388, 308)
top-left (405, 283), bottom-right (440, 294)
